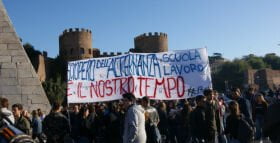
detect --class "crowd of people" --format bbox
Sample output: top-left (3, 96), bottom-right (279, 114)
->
top-left (0, 87), bottom-right (280, 143)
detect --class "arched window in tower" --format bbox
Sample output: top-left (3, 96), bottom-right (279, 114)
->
top-left (70, 48), bottom-right (74, 55)
top-left (80, 48), bottom-right (85, 54)
top-left (88, 49), bottom-right (92, 54)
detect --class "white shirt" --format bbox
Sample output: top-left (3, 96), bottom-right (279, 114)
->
top-left (1, 107), bottom-right (15, 124)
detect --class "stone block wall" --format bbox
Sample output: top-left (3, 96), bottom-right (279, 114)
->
top-left (0, 0), bottom-right (50, 113)
top-left (245, 68), bottom-right (280, 91)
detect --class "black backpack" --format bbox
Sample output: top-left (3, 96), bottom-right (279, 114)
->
top-left (237, 117), bottom-right (254, 142)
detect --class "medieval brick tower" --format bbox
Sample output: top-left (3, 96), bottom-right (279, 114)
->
top-left (59, 28), bottom-right (100, 62)
top-left (131, 32), bottom-right (168, 53)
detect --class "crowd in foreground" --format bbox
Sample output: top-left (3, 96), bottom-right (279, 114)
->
top-left (0, 87), bottom-right (280, 143)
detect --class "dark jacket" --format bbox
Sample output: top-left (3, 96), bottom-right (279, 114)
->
top-left (69, 112), bottom-right (80, 139)
top-left (190, 106), bottom-right (207, 140)
top-left (237, 97), bottom-right (252, 120)
top-left (14, 116), bottom-right (31, 134)
top-left (78, 116), bottom-right (92, 139)
top-left (205, 101), bottom-right (221, 140)
top-left (105, 111), bottom-right (122, 143)
top-left (176, 106), bottom-right (191, 143)
top-left (157, 108), bottom-right (169, 138)
top-left (263, 99), bottom-right (280, 142)
top-left (42, 112), bottom-right (70, 143)
top-left (252, 102), bottom-right (268, 121)
top-left (225, 114), bottom-right (240, 139)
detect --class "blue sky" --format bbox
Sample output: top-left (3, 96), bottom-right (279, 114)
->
top-left (3, 0), bottom-right (280, 60)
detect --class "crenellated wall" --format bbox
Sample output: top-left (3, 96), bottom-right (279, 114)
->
top-left (131, 32), bottom-right (168, 53)
top-left (99, 52), bottom-right (123, 57)
top-left (59, 28), bottom-right (93, 61)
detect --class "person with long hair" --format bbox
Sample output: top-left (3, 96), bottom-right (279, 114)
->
top-left (157, 102), bottom-right (169, 143)
top-left (31, 110), bottom-right (43, 142)
top-left (225, 101), bottom-right (241, 142)
top-left (263, 97), bottom-right (280, 143)
top-left (225, 101), bottom-right (254, 143)
top-left (252, 93), bottom-right (268, 141)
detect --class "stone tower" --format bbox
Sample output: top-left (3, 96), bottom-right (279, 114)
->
top-left (59, 28), bottom-right (100, 62)
top-left (131, 32), bottom-right (168, 53)
top-left (0, 0), bottom-right (50, 112)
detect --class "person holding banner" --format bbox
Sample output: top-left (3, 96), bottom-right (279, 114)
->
top-left (122, 93), bottom-right (146, 143)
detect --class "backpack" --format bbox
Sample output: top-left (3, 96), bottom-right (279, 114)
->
top-left (237, 117), bottom-right (254, 142)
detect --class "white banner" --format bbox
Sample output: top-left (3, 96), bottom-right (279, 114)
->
top-left (67, 48), bottom-right (212, 103)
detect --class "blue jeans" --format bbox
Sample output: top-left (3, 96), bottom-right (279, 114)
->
top-left (219, 134), bottom-right (228, 143)
top-left (255, 115), bottom-right (264, 140)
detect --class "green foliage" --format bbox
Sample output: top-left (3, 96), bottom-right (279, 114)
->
top-left (46, 55), bottom-right (67, 81)
top-left (23, 43), bottom-right (42, 70)
top-left (212, 53), bottom-right (280, 92)
top-left (212, 59), bottom-right (250, 91)
top-left (42, 75), bottom-right (66, 105)
top-left (209, 52), bottom-right (224, 64)
top-left (23, 43), bottom-right (41, 56)
top-left (242, 54), bottom-right (267, 69)
top-left (23, 42), bottom-right (68, 105)
top-left (263, 53), bottom-right (280, 69)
